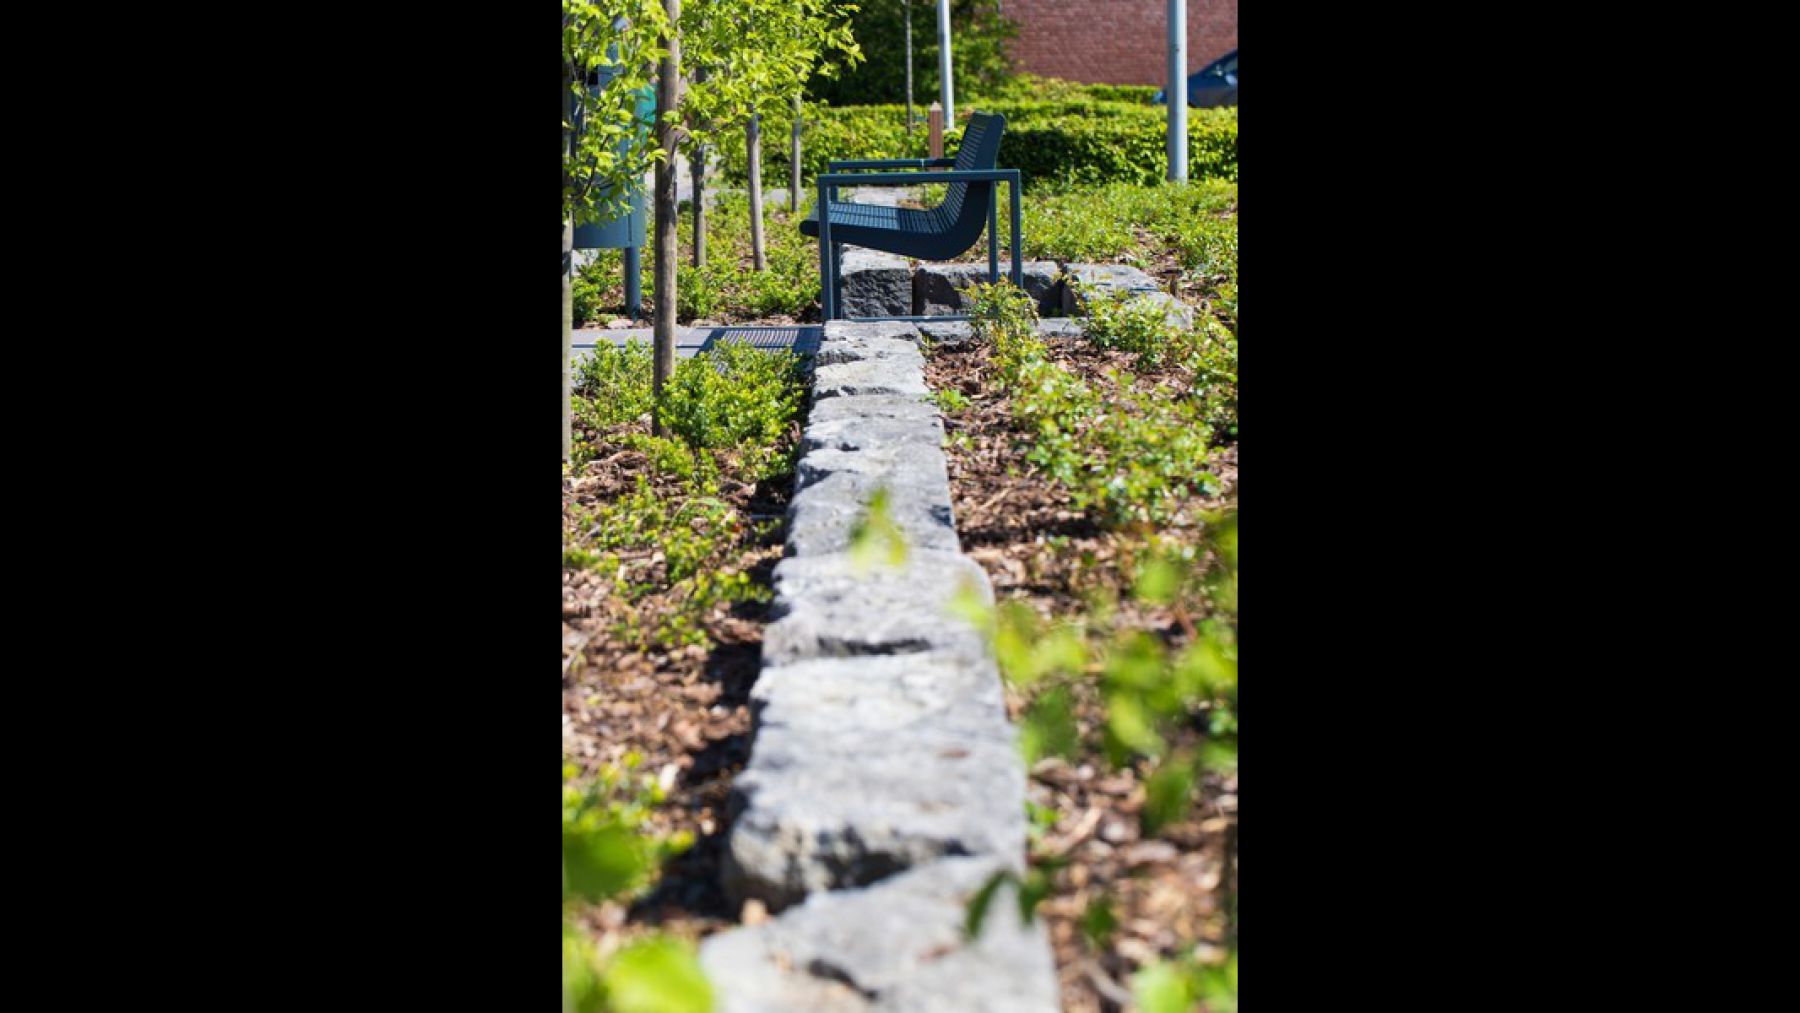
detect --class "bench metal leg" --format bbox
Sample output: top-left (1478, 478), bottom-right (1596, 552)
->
top-left (1010, 179), bottom-right (1023, 288)
top-left (988, 195), bottom-right (999, 284)
top-left (818, 181), bottom-right (834, 321)
top-left (833, 242), bottom-right (846, 318)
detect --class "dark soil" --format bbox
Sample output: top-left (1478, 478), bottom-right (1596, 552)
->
top-left (925, 333), bottom-right (1239, 1013)
top-left (562, 418), bottom-right (796, 948)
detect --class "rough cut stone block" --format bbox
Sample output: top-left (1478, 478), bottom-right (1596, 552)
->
top-left (838, 250), bottom-right (914, 320)
top-left (1035, 317), bottom-right (1087, 339)
top-left (823, 320), bottom-right (924, 344)
top-left (762, 550), bottom-right (993, 666)
top-left (749, 652), bottom-right (1008, 740)
top-left (1133, 290), bottom-right (1197, 330)
top-left (916, 321), bottom-right (975, 349)
top-left (786, 470), bottom-right (958, 558)
top-left (725, 728), bottom-right (1025, 909)
top-left (813, 337), bottom-right (925, 369)
top-left (801, 411), bottom-right (944, 455)
top-left (1060, 262), bottom-right (1161, 315)
top-left (913, 261), bottom-right (1063, 317)
top-left (703, 857), bottom-right (1060, 1012)
top-left (795, 441), bottom-right (951, 495)
top-left (805, 392), bottom-right (939, 430)
top-left (844, 185), bottom-right (918, 208)
top-left (812, 358), bottom-right (931, 400)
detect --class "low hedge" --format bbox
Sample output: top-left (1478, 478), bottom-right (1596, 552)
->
top-left (1002, 105), bottom-right (1237, 188)
top-left (717, 100), bottom-right (1235, 191)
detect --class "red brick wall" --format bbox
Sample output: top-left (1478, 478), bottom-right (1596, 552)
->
top-left (1000, 0), bottom-right (1237, 88)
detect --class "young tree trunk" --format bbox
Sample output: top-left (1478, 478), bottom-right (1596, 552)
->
top-left (563, 220), bottom-right (574, 460)
top-left (562, 59), bottom-right (574, 462)
top-left (653, 0), bottom-right (682, 436)
top-left (789, 94), bottom-right (802, 212)
top-left (692, 143), bottom-right (707, 267)
top-left (747, 112), bottom-right (766, 271)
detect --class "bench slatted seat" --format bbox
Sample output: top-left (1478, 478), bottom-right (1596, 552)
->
top-left (802, 111), bottom-right (1022, 321)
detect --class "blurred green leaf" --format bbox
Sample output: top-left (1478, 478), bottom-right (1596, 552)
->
top-left (945, 579), bottom-right (995, 634)
top-left (1103, 631), bottom-right (1164, 690)
top-left (1020, 686), bottom-right (1079, 764)
top-left (562, 822), bottom-right (646, 904)
top-left (601, 938), bottom-right (714, 1013)
top-left (1103, 690), bottom-right (1163, 763)
top-left (1132, 958), bottom-right (1198, 1013)
top-left (849, 486), bottom-right (908, 572)
top-left (1197, 953), bottom-right (1238, 1013)
top-left (1143, 755), bottom-right (1197, 835)
top-left (1079, 896), bottom-right (1117, 948)
top-left (1017, 865), bottom-right (1056, 925)
top-left (1133, 555), bottom-right (1184, 606)
top-left (965, 870), bottom-right (1013, 940)
top-left (563, 928), bottom-right (606, 1013)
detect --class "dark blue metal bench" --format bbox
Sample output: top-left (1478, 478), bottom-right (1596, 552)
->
top-left (802, 111), bottom-right (1022, 321)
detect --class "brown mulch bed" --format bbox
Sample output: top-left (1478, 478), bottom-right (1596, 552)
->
top-left (925, 333), bottom-right (1239, 1013)
top-left (562, 418), bottom-right (796, 948)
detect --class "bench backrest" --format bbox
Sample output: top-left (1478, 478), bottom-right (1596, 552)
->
top-left (939, 112), bottom-right (1006, 231)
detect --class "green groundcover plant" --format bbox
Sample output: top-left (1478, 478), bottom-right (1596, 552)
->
top-left (566, 340), bottom-right (803, 651)
top-left (955, 282), bottom-right (1238, 1010)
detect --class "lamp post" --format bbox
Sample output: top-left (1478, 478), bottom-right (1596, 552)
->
top-left (1167, 0), bottom-right (1187, 182)
top-left (936, 0), bottom-right (953, 124)
top-left (904, 0), bottom-right (914, 135)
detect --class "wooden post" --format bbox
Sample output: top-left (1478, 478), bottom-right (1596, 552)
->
top-left (653, 0), bottom-right (681, 437)
top-left (748, 112), bottom-right (766, 271)
top-left (927, 102), bottom-right (943, 160)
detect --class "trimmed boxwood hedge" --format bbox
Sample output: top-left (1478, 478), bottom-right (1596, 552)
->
top-left (717, 100), bottom-right (1235, 192)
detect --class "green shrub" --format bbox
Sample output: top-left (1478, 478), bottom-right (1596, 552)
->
top-left (719, 101), bottom-right (1234, 191)
top-left (657, 342), bottom-right (805, 453)
top-left (573, 340), bottom-right (655, 425)
top-left (1000, 105), bottom-right (1236, 189)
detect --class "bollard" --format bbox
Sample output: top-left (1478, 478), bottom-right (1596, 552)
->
top-left (928, 102), bottom-right (943, 160)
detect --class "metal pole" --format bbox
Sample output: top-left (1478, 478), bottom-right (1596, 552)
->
top-left (905, 0), bottom-right (914, 136)
top-left (936, 0), bottom-right (953, 125)
top-left (1167, 0), bottom-right (1187, 182)
top-left (624, 245), bottom-right (641, 319)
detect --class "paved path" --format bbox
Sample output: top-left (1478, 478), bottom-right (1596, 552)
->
top-left (573, 324), bottom-right (822, 362)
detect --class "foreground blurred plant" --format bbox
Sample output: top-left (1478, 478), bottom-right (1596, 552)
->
top-left (562, 757), bottom-right (712, 1013)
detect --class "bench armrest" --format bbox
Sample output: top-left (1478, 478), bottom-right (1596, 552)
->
top-left (827, 157), bottom-right (957, 171)
top-left (816, 169), bottom-right (1021, 187)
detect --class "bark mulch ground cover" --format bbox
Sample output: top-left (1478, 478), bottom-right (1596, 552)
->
top-left (926, 330), bottom-right (1239, 1013)
top-left (562, 413), bottom-right (798, 952)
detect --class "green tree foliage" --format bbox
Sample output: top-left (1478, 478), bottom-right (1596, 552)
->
top-left (564, 1), bottom-right (670, 227)
top-left (807, 0), bottom-right (1017, 108)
